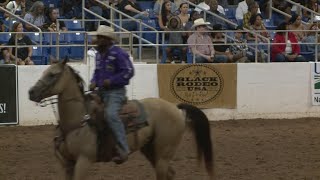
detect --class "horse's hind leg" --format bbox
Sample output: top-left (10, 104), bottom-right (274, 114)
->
top-left (73, 155), bottom-right (92, 180)
top-left (64, 163), bottom-right (75, 180)
top-left (140, 142), bottom-right (176, 180)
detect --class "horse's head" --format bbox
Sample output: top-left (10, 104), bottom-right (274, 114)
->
top-left (29, 57), bottom-right (83, 102)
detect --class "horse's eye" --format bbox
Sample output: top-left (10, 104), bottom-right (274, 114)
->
top-left (49, 73), bottom-right (55, 78)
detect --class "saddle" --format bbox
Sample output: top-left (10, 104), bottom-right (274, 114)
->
top-left (85, 92), bottom-right (148, 162)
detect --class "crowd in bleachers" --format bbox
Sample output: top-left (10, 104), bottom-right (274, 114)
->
top-left (0, 0), bottom-right (319, 64)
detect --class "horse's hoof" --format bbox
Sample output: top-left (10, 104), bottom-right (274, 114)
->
top-left (112, 155), bottom-right (128, 164)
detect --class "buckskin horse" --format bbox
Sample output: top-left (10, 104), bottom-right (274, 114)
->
top-left (28, 58), bottom-right (214, 180)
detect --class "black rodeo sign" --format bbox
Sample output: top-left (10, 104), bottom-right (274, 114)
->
top-left (170, 64), bottom-right (224, 105)
top-left (0, 65), bottom-right (18, 125)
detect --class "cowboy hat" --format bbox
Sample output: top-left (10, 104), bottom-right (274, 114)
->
top-left (88, 25), bottom-right (116, 40)
top-left (191, 18), bottom-right (211, 29)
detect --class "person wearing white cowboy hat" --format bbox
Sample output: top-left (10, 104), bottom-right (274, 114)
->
top-left (89, 25), bottom-right (134, 164)
top-left (88, 25), bottom-right (117, 40)
top-left (191, 18), bottom-right (211, 30)
top-left (187, 18), bottom-right (228, 63)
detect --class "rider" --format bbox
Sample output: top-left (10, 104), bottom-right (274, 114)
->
top-left (89, 25), bottom-right (134, 164)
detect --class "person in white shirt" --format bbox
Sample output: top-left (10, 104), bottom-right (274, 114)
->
top-left (194, 0), bottom-right (225, 15)
top-left (6, 0), bottom-right (25, 16)
top-left (235, 0), bottom-right (261, 21)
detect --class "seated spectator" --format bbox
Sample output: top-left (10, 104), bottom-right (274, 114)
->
top-left (271, 22), bottom-right (306, 62)
top-left (302, 0), bottom-right (320, 22)
top-left (235, 0), bottom-right (261, 23)
top-left (246, 14), bottom-right (269, 43)
top-left (184, 10), bottom-right (200, 45)
top-left (288, 13), bottom-right (306, 42)
top-left (7, 22), bottom-right (34, 65)
top-left (187, 18), bottom-right (228, 63)
top-left (42, 7), bottom-right (67, 32)
top-left (206, 0), bottom-right (227, 29)
top-left (177, 2), bottom-right (189, 27)
top-left (302, 22), bottom-right (320, 59)
top-left (211, 24), bottom-right (232, 62)
top-left (194, 0), bottom-right (225, 15)
top-left (158, 1), bottom-right (174, 30)
top-left (246, 14), bottom-right (269, 62)
top-left (184, 10), bottom-right (201, 34)
top-left (118, 0), bottom-right (149, 31)
top-left (243, 1), bottom-right (259, 29)
top-left (23, 1), bottom-right (45, 31)
top-left (0, 47), bottom-right (10, 64)
top-left (166, 16), bottom-right (187, 63)
top-left (154, 0), bottom-right (177, 16)
top-left (6, 0), bottom-right (25, 16)
top-left (230, 26), bottom-right (254, 62)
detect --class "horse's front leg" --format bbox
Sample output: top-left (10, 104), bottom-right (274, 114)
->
top-left (73, 155), bottom-right (92, 180)
top-left (55, 145), bottom-right (75, 180)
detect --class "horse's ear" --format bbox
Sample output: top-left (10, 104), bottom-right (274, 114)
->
top-left (49, 55), bottom-right (59, 64)
top-left (62, 56), bottom-right (69, 65)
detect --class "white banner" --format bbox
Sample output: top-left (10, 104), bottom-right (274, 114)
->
top-left (311, 63), bottom-right (320, 105)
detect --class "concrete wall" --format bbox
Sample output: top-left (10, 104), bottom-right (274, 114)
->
top-left (17, 63), bottom-right (320, 126)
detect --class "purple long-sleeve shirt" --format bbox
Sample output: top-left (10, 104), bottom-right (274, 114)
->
top-left (91, 45), bottom-right (134, 89)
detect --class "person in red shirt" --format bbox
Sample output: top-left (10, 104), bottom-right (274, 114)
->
top-left (271, 22), bottom-right (306, 62)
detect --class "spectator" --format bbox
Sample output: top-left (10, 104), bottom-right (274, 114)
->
top-left (184, 10), bottom-right (201, 32)
top-left (246, 14), bottom-right (269, 43)
top-left (302, 22), bottom-right (320, 59)
top-left (7, 22), bottom-right (34, 65)
top-left (206, 0), bottom-right (227, 29)
top-left (187, 18), bottom-right (228, 63)
top-left (42, 7), bottom-right (67, 32)
top-left (166, 16), bottom-right (187, 63)
top-left (235, 0), bottom-right (261, 23)
top-left (230, 26), bottom-right (254, 62)
top-left (158, 1), bottom-right (174, 30)
top-left (6, 0), bottom-right (26, 16)
top-left (288, 13), bottom-right (306, 42)
top-left (184, 10), bottom-right (200, 39)
top-left (154, 0), bottom-right (177, 16)
top-left (303, 0), bottom-right (320, 22)
top-left (0, 46), bottom-right (10, 64)
top-left (211, 24), bottom-right (232, 62)
top-left (271, 22), bottom-right (306, 62)
top-left (23, 1), bottom-right (45, 31)
top-left (243, 1), bottom-right (259, 29)
top-left (177, 2), bottom-right (189, 27)
top-left (195, 0), bottom-right (225, 15)
top-left (246, 14), bottom-right (269, 62)
top-left (118, 0), bottom-right (149, 31)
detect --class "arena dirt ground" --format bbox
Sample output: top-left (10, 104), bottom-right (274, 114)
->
top-left (1, 118), bottom-right (320, 180)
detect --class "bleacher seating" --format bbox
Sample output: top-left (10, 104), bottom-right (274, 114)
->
top-left (137, 1), bottom-right (154, 11)
top-left (28, 32), bottom-right (42, 44)
top-left (224, 7), bottom-right (236, 20)
top-left (31, 46), bottom-right (46, 65)
top-left (65, 20), bottom-right (84, 31)
top-left (263, 19), bottom-right (276, 30)
top-left (0, 33), bottom-right (11, 44)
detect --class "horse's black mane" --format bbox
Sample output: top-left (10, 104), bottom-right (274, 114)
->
top-left (68, 65), bottom-right (85, 94)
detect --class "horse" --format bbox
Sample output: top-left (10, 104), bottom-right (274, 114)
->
top-left (28, 58), bottom-right (214, 180)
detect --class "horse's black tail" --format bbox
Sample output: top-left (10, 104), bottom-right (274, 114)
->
top-left (177, 103), bottom-right (213, 177)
